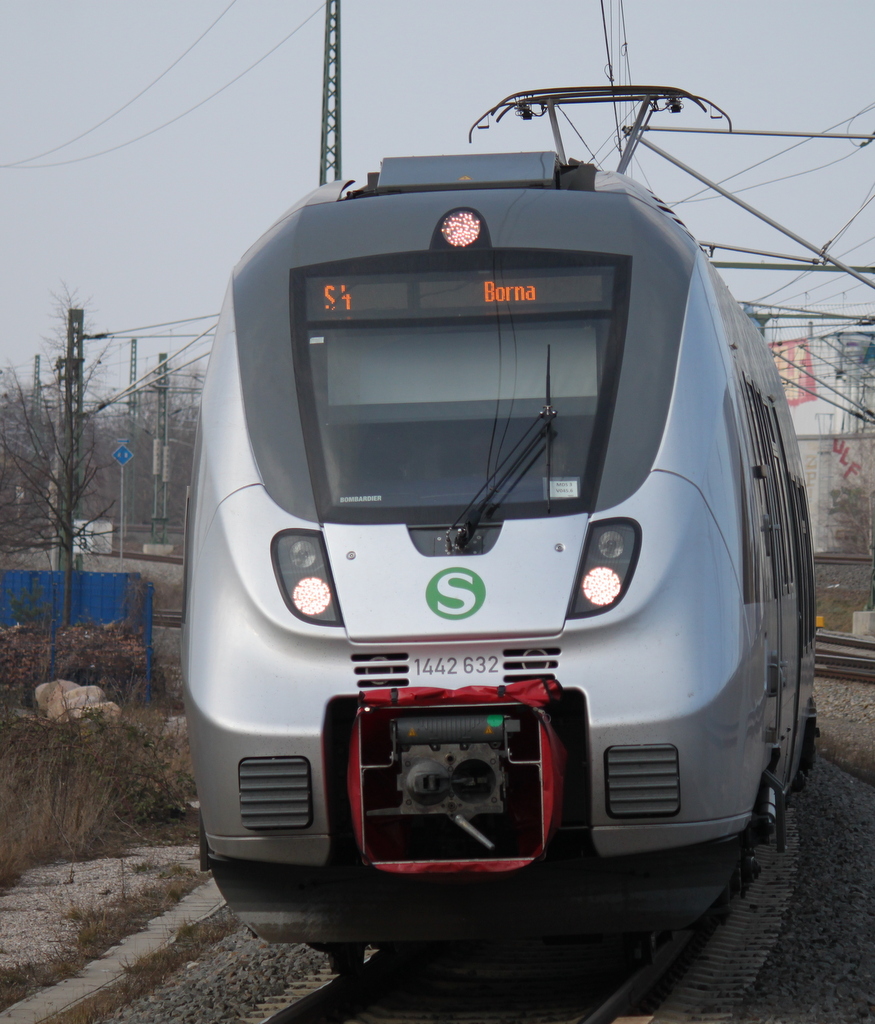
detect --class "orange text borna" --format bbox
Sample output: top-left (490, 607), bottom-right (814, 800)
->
top-left (483, 281), bottom-right (537, 302)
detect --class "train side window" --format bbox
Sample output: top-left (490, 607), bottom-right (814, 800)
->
top-left (726, 391), bottom-right (758, 605)
top-left (742, 378), bottom-right (779, 599)
top-left (767, 403), bottom-right (797, 593)
top-left (794, 480), bottom-right (816, 647)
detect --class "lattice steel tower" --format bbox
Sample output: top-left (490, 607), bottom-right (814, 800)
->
top-left (319, 0), bottom-right (341, 184)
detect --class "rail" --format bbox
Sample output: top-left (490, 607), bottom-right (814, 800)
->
top-left (814, 553), bottom-right (870, 565)
top-left (816, 630), bottom-right (875, 682)
top-left (247, 932), bottom-right (696, 1024)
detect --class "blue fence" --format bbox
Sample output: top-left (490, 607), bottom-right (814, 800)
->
top-left (0, 570), bottom-right (143, 626)
top-left (0, 570), bottom-right (154, 691)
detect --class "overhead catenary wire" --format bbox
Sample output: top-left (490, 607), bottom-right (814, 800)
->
top-left (777, 375), bottom-right (875, 423)
top-left (771, 348), bottom-right (875, 415)
top-left (1, 0), bottom-right (241, 168)
top-left (752, 229), bottom-right (875, 304)
top-left (86, 314), bottom-right (219, 338)
top-left (598, 0), bottom-right (623, 153)
top-left (770, 330), bottom-right (875, 386)
top-left (639, 135), bottom-right (875, 298)
top-left (679, 145), bottom-right (866, 206)
top-left (671, 98), bottom-right (875, 207)
top-left (559, 108), bottom-right (603, 168)
top-left (91, 349), bottom-right (212, 413)
top-left (92, 323), bottom-right (216, 410)
top-left (3, 3), bottom-right (325, 170)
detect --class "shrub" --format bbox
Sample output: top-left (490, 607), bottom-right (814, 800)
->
top-left (0, 708), bottom-right (194, 890)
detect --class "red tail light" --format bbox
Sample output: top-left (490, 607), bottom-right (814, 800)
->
top-left (568, 519), bottom-right (640, 617)
top-left (272, 530), bottom-right (343, 626)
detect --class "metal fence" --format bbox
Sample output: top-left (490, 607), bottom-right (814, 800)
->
top-left (0, 570), bottom-right (154, 690)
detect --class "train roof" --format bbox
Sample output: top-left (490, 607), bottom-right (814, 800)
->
top-left (243, 151), bottom-right (696, 269)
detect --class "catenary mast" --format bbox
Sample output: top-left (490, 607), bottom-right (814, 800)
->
top-left (319, 0), bottom-right (341, 185)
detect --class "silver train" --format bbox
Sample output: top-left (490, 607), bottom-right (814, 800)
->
top-left (183, 111), bottom-right (816, 955)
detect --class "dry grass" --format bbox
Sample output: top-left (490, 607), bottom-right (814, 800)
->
top-left (0, 704), bottom-right (195, 892)
top-left (0, 867), bottom-right (211, 1013)
top-left (1, 909), bottom-right (236, 1023)
top-left (37, 915), bottom-right (238, 1024)
top-left (816, 588), bottom-right (870, 633)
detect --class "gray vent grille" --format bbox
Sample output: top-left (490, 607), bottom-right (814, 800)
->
top-left (605, 744), bottom-right (680, 817)
top-left (351, 653), bottom-right (410, 688)
top-left (239, 757), bottom-right (312, 830)
top-left (502, 647), bottom-right (560, 682)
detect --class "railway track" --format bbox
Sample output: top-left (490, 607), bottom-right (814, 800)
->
top-left (236, 822), bottom-right (798, 1024)
top-left (814, 552), bottom-right (871, 565)
top-left (243, 933), bottom-right (694, 1024)
top-left (153, 609), bottom-right (183, 628)
top-left (816, 629), bottom-right (875, 682)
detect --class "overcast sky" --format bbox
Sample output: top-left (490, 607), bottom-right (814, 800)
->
top-left (3, 0), bottom-right (875, 396)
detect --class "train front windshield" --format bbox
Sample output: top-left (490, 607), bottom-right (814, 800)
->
top-left (291, 250), bottom-right (630, 525)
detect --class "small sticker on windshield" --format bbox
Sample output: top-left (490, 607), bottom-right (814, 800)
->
top-left (547, 478), bottom-right (579, 499)
top-left (310, 336), bottom-right (325, 344)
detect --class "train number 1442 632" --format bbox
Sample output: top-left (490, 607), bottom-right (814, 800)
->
top-left (414, 656), bottom-right (500, 676)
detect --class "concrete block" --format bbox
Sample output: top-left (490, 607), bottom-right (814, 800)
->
top-left (852, 610), bottom-right (875, 636)
top-left (143, 543), bottom-right (175, 556)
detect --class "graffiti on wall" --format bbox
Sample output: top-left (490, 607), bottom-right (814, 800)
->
top-left (770, 338), bottom-right (817, 406)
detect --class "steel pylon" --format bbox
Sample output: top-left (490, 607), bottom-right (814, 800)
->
top-left (319, 0), bottom-right (341, 185)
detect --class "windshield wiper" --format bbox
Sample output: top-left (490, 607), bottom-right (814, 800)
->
top-left (449, 347), bottom-right (557, 553)
top-left (543, 344), bottom-right (556, 514)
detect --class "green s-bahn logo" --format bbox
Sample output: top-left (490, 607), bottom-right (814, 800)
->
top-left (425, 567), bottom-right (486, 620)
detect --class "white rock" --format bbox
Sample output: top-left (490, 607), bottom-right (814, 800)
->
top-left (67, 700), bottom-right (122, 721)
top-left (46, 684), bottom-right (107, 721)
top-left (34, 679), bottom-right (79, 713)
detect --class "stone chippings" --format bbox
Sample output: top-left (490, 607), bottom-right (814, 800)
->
top-left (726, 759), bottom-right (875, 1024)
top-left (99, 738), bottom-right (875, 1023)
top-left (100, 913), bottom-right (330, 1024)
top-left (815, 561), bottom-right (872, 591)
top-left (816, 678), bottom-right (875, 725)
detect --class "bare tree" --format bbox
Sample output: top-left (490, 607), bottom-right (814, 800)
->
top-left (0, 292), bottom-right (114, 624)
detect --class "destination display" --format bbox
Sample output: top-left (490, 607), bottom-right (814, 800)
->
top-left (306, 267), bottom-right (613, 320)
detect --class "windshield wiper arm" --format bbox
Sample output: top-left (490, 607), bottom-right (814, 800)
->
top-left (543, 345), bottom-right (557, 514)
top-left (450, 347), bottom-right (557, 553)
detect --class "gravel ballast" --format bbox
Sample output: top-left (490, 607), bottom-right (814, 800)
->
top-left (98, 918), bottom-right (329, 1024)
top-left (91, 758), bottom-right (875, 1024)
top-left (4, 670), bottom-right (868, 1023)
top-left (726, 759), bottom-right (875, 1024)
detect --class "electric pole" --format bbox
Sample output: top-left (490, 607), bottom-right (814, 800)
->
top-left (128, 339), bottom-right (138, 536)
top-left (319, 0), bottom-right (341, 185)
top-left (151, 354), bottom-right (170, 546)
top-left (32, 355), bottom-right (41, 424)
top-left (58, 307), bottom-right (84, 621)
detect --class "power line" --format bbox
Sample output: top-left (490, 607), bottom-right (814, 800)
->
top-left (96, 351), bottom-right (211, 409)
top-left (679, 145), bottom-right (864, 206)
top-left (92, 324), bottom-right (215, 410)
top-left (4, 3), bottom-right (325, 170)
top-left (1, 0), bottom-right (241, 168)
top-left (778, 375), bottom-right (874, 422)
top-left (671, 98), bottom-right (875, 207)
top-left (598, 0), bottom-right (622, 153)
top-left (772, 347), bottom-right (874, 415)
top-left (85, 314), bottom-right (219, 337)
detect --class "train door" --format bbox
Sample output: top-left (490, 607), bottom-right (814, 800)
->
top-left (764, 403), bottom-right (803, 785)
top-left (741, 380), bottom-right (790, 775)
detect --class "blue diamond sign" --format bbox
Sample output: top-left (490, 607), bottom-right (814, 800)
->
top-left (112, 444), bottom-right (134, 466)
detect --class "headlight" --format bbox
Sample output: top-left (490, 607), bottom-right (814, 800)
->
top-left (272, 530), bottom-right (343, 626)
top-left (568, 519), bottom-right (640, 618)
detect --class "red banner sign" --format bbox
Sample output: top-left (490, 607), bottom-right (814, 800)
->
top-left (770, 338), bottom-right (817, 406)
